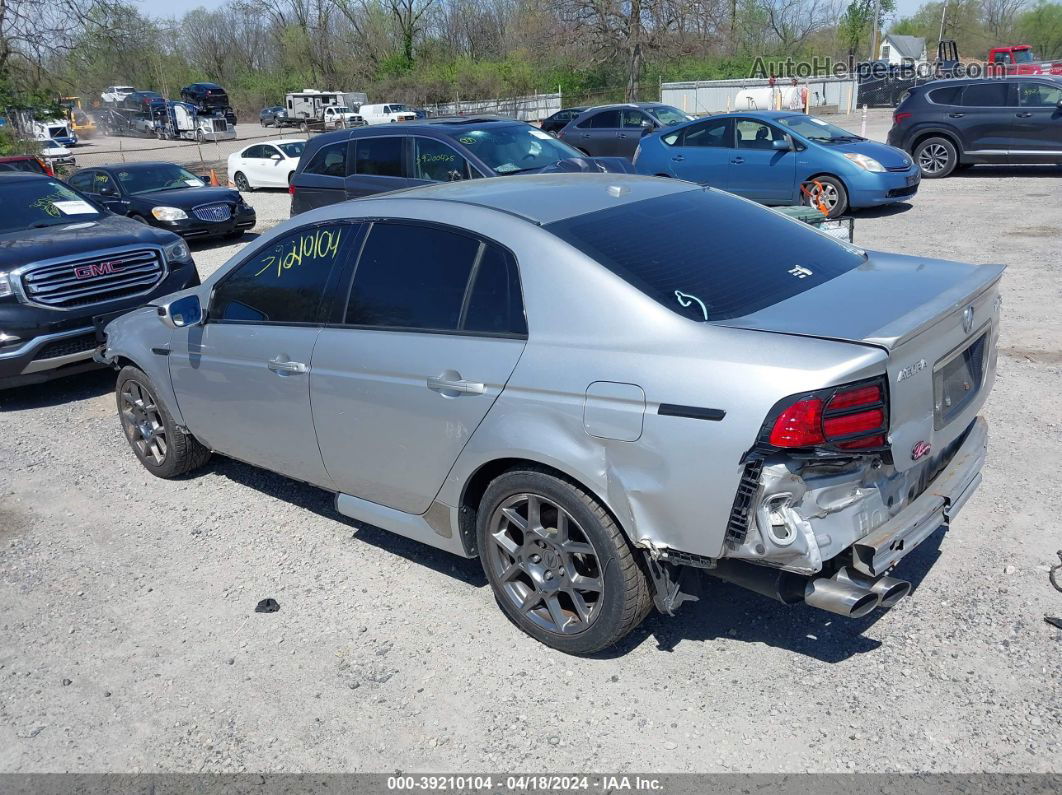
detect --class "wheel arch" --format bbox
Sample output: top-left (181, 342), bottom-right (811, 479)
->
top-left (457, 456), bottom-right (637, 557)
top-left (910, 127), bottom-right (962, 156)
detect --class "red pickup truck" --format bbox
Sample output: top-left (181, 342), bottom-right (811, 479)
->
top-left (987, 45), bottom-right (1062, 75)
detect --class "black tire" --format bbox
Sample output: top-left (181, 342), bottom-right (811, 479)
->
top-left (801, 175), bottom-right (848, 218)
top-left (477, 469), bottom-right (652, 654)
top-left (914, 136), bottom-right (958, 178)
top-left (233, 171), bottom-right (252, 192)
top-left (196, 129), bottom-right (205, 143)
top-left (116, 365), bottom-right (210, 479)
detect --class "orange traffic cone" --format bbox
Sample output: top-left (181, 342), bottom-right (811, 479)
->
top-left (209, 168), bottom-right (220, 186)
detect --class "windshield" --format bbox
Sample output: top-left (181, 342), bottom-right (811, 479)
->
top-left (42, 140), bottom-right (61, 149)
top-left (1014, 48), bottom-right (1035, 63)
top-left (332, 107), bottom-right (352, 113)
top-left (650, 106), bottom-right (692, 125)
top-left (387, 104), bottom-right (409, 112)
top-left (443, 125), bottom-right (583, 174)
top-left (778, 115), bottom-right (864, 142)
top-left (277, 142), bottom-right (305, 158)
top-left (115, 164), bottom-right (206, 194)
top-left (545, 189), bottom-right (864, 322)
top-left (0, 179), bottom-right (102, 233)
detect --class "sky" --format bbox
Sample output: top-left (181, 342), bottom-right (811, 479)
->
top-left (139, 0), bottom-right (930, 24)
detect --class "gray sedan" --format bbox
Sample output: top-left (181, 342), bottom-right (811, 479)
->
top-left (99, 174), bottom-right (1002, 654)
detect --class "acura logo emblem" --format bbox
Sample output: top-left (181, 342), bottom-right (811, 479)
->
top-left (962, 305), bottom-right (975, 334)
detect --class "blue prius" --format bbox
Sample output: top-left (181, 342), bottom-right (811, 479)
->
top-left (632, 110), bottom-right (920, 218)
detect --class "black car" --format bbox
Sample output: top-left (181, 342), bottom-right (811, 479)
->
top-left (122, 90), bottom-right (165, 112)
top-left (289, 116), bottom-right (635, 215)
top-left (539, 106), bottom-right (588, 135)
top-left (888, 76), bottom-right (1062, 177)
top-left (0, 173), bottom-right (199, 388)
top-left (68, 162), bottom-right (256, 241)
top-left (259, 106), bottom-right (286, 126)
top-left (181, 82), bottom-right (235, 122)
top-left (557, 102), bottom-right (694, 159)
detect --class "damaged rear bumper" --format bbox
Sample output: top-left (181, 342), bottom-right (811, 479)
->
top-left (852, 416), bottom-right (986, 576)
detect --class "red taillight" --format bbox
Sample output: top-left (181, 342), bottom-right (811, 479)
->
top-left (768, 382), bottom-right (887, 452)
top-left (288, 182), bottom-right (296, 195)
top-left (769, 398), bottom-right (824, 447)
top-left (893, 111), bottom-right (912, 124)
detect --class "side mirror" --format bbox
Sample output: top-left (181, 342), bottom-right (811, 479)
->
top-left (157, 294), bottom-right (203, 329)
top-left (1056, 98), bottom-right (1062, 111)
top-left (271, 153), bottom-right (283, 160)
top-left (98, 185), bottom-right (116, 196)
top-left (772, 138), bottom-right (791, 151)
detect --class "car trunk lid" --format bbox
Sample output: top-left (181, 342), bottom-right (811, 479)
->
top-left (715, 251), bottom-right (1004, 470)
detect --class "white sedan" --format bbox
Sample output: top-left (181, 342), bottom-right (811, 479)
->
top-left (226, 139), bottom-right (306, 191)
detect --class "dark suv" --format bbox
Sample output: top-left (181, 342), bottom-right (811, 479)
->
top-left (0, 173), bottom-right (200, 388)
top-left (289, 116), bottom-right (634, 215)
top-left (888, 76), bottom-right (1062, 177)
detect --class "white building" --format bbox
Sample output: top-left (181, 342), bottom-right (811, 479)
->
top-left (879, 34), bottom-right (927, 66)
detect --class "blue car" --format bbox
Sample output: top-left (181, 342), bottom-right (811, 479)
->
top-left (633, 110), bottom-right (920, 218)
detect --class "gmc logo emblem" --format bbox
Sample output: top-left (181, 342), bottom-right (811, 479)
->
top-left (74, 260), bottom-right (123, 279)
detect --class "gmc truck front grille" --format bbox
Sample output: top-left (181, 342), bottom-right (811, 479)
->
top-left (20, 248), bottom-right (164, 309)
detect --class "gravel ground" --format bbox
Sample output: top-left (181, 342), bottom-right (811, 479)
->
top-left (1, 108), bottom-right (1060, 774)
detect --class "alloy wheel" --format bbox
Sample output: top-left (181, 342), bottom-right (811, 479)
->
top-left (918, 143), bottom-right (950, 174)
top-left (119, 379), bottom-right (168, 465)
top-left (803, 181), bottom-right (839, 211)
top-left (486, 493), bottom-right (604, 635)
top-left (234, 172), bottom-right (250, 191)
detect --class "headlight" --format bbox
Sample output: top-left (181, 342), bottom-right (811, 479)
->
top-left (843, 153), bottom-right (885, 172)
top-left (164, 240), bottom-right (190, 262)
top-left (151, 206), bottom-right (188, 221)
top-left (0, 272), bottom-right (11, 298)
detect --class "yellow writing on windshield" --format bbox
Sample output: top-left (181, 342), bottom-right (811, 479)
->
top-left (254, 227), bottom-right (342, 279)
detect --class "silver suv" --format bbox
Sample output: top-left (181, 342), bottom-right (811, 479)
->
top-left (100, 174), bottom-right (1001, 653)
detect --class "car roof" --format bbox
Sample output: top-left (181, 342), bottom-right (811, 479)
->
top-left (84, 161), bottom-right (184, 171)
top-left (308, 116), bottom-right (530, 146)
top-left (344, 173), bottom-right (700, 226)
top-left (0, 154), bottom-right (38, 162)
top-left (0, 171), bottom-right (49, 183)
top-left (245, 139), bottom-right (305, 147)
top-left (916, 75), bottom-right (1062, 88)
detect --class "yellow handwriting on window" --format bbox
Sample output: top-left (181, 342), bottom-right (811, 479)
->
top-left (254, 227), bottom-right (343, 278)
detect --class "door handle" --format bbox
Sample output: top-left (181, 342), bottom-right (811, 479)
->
top-left (1015, 112), bottom-right (1033, 118)
top-left (427, 375), bottom-right (485, 396)
top-left (731, 157), bottom-right (745, 164)
top-left (948, 112), bottom-right (965, 118)
top-left (671, 154), bottom-right (685, 162)
top-left (267, 357), bottom-right (309, 375)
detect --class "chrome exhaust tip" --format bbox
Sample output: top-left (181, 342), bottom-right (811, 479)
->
top-left (804, 577), bottom-right (879, 619)
top-left (870, 575), bottom-right (911, 608)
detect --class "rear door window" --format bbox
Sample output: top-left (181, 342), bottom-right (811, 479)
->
top-left (353, 137), bottom-right (405, 177)
top-left (589, 110), bottom-right (621, 129)
top-left (961, 83), bottom-right (1009, 106)
top-left (681, 117), bottom-right (732, 147)
top-left (345, 222), bottom-right (480, 331)
top-left (463, 244), bottom-right (527, 335)
top-left (544, 189), bottom-right (864, 322)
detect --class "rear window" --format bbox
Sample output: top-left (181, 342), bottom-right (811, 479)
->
top-left (544, 190), bottom-right (864, 322)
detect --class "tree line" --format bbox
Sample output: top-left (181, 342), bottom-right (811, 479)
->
top-left (3, 0), bottom-right (1062, 116)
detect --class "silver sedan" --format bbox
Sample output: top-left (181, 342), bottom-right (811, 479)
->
top-left (99, 174), bottom-right (1002, 653)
